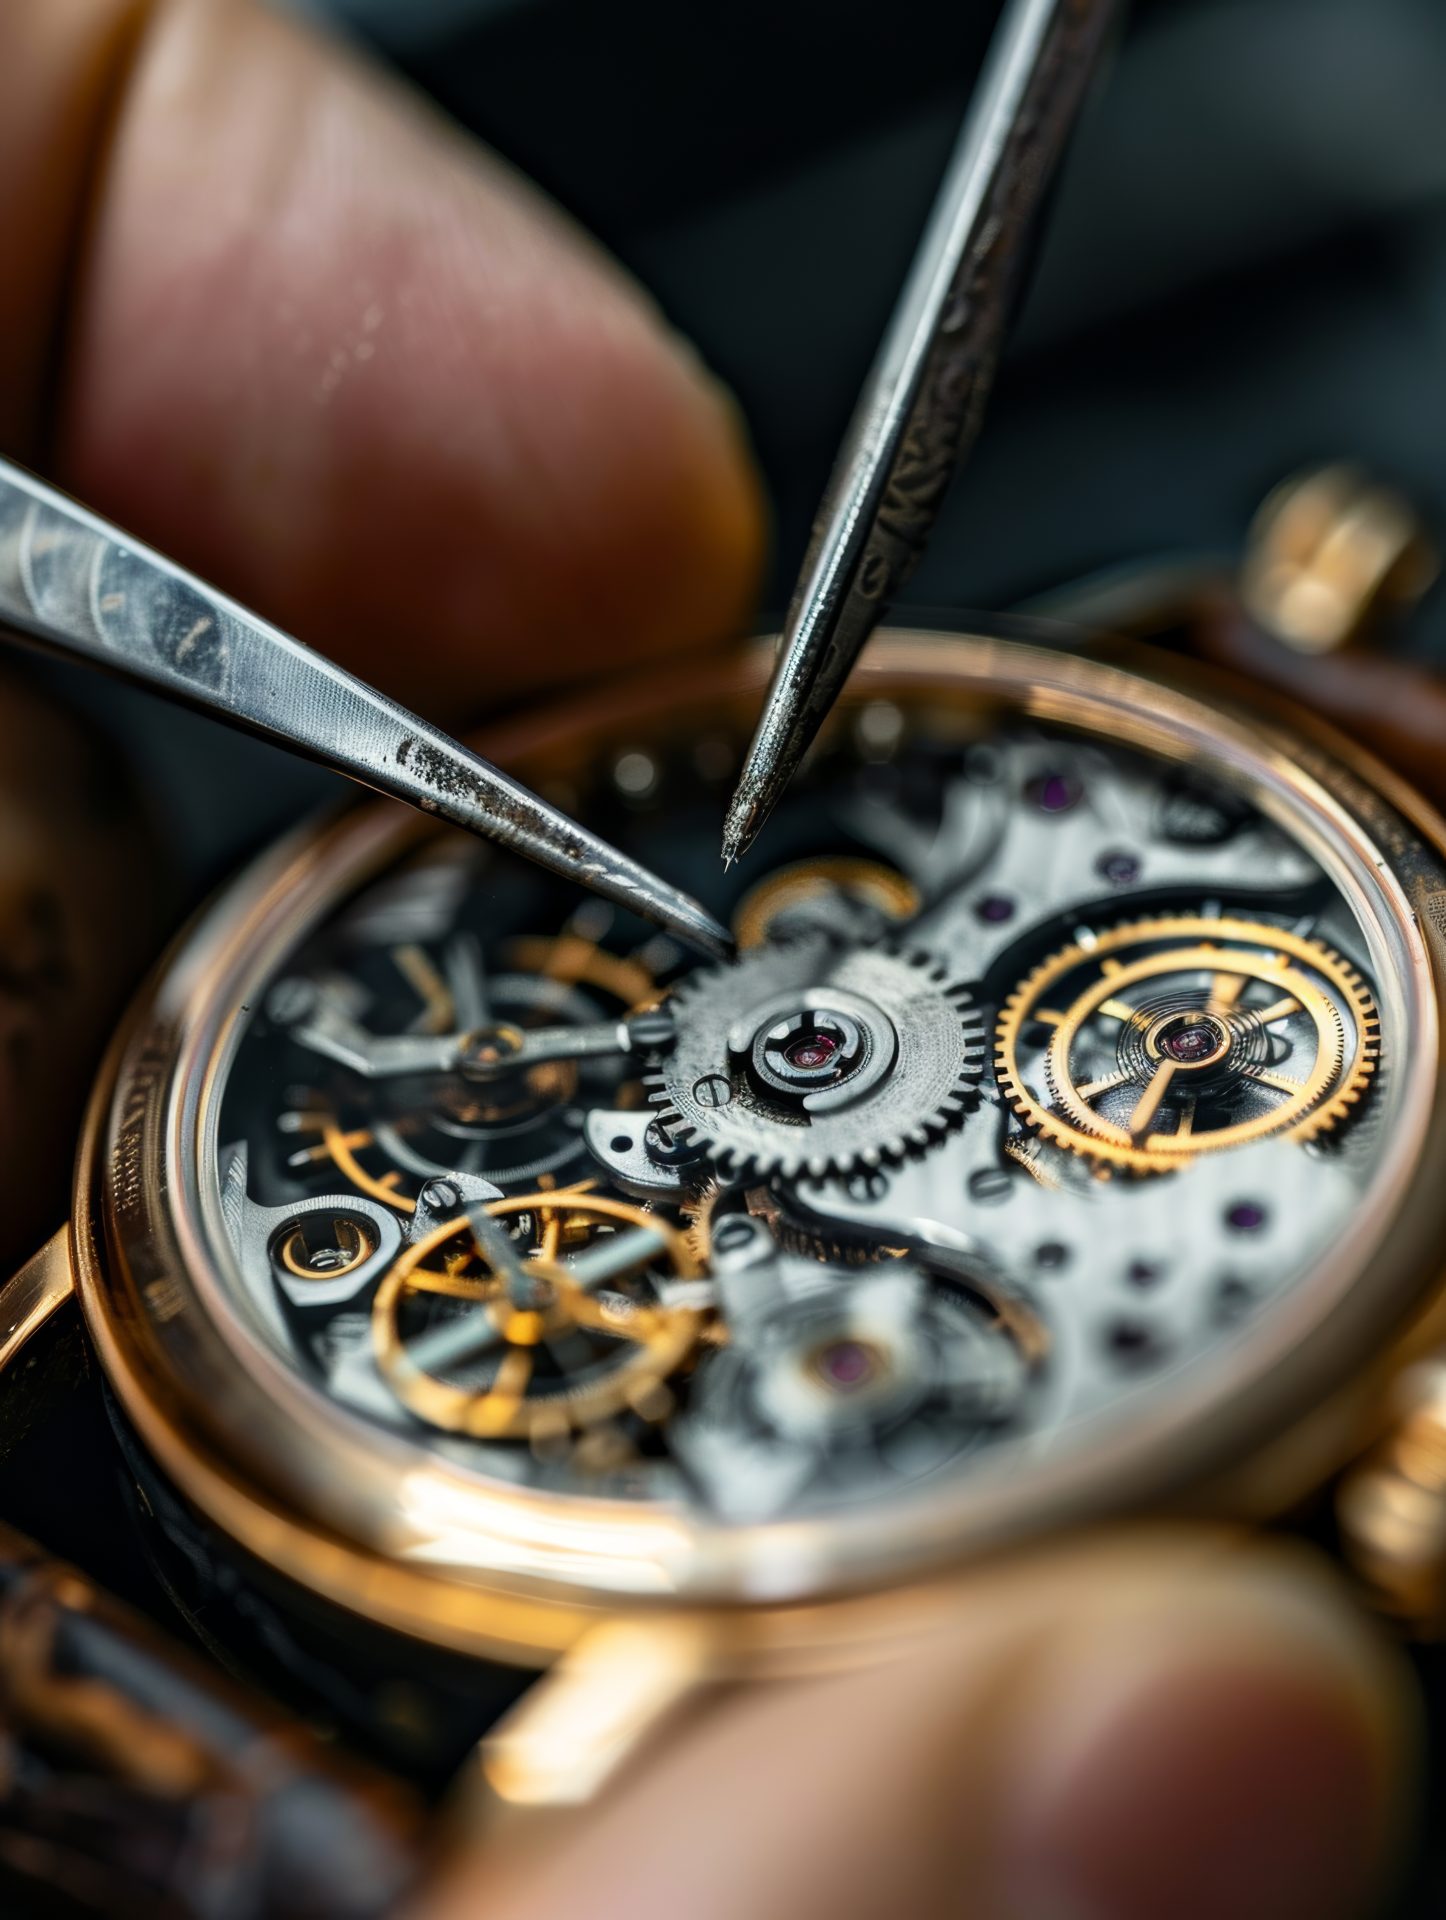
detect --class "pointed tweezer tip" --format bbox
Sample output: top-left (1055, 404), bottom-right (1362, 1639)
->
top-left (681, 903), bottom-right (737, 966)
top-left (719, 800), bottom-right (761, 872)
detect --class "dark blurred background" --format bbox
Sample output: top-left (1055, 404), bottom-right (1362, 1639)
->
top-left (108, 0), bottom-right (1446, 886)
top-left (292, 0), bottom-right (1446, 609)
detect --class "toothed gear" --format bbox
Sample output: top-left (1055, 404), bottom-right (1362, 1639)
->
top-left (994, 914), bottom-right (1379, 1174)
top-left (648, 935), bottom-right (985, 1178)
top-left (680, 1177), bottom-right (726, 1267)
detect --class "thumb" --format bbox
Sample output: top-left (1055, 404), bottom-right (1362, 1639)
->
top-left (4, 0), bottom-right (766, 719)
top-left (415, 1531), bottom-right (1412, 1920)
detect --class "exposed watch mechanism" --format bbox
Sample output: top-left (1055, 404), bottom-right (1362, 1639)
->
top-left (214, 699), bottom-right (1388, 1522)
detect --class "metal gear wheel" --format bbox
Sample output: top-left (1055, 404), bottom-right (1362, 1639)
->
top-left (994, 913), bottom-right (1379, 1174)
top-left (371, 1190), bottom-right (704, 1444)
top-left (647, 935), bottom-right (985, 1179)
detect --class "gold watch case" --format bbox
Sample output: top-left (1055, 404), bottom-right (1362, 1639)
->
top-left (43, 628), bottom-right (1446, 1699)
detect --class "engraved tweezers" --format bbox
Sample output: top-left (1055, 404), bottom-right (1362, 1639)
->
top-left (0, 457), bottom-right (733, 962)
top-left (722, 0), bottom-right (1122, 866)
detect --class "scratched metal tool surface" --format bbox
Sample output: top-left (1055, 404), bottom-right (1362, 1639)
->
top-left (721, 0), bottom-right (1121, 863)
top-left (0, 459), bottom-right (730, 957)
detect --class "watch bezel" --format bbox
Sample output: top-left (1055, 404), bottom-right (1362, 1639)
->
top-left (73, 629), bottom-right (1446, 1665)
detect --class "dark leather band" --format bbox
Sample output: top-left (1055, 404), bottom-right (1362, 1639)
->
top-left (106, 1389), bottom-right (533, 1794)
top-left (0, 1522), bottom-right (427, 1920)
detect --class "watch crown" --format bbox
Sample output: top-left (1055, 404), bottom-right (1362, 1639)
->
top-left (1243, 462), bottom-right (1438, 655)
top-left (1338, 1357), bottom-right (1446, 1634)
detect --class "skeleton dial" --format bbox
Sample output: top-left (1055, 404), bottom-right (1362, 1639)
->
top-left (213, 707), bottom-right (1393, 1521)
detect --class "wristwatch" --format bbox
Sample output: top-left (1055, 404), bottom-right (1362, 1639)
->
top-left (2, 474), bottom-right (1446, 1916)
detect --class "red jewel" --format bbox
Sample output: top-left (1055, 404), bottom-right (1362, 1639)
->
top-left (785, 1033), bottom-right (839, 1071)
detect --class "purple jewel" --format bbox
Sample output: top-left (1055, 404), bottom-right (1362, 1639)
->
top-left (1028, 772), bottom-right (1082, 815)
top-left (1161, 1023), bottom-right (1220, 1065)
top-left (1097, 849), bottom-right (1140, 886)
top-left (1226, 1201), bottom-right (1267, 1234)
top-left (818, 1340), bottom-right (876, 1391)
top-left (975, 894), bottom-right (1015, 925)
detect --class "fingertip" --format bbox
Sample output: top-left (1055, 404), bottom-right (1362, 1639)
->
top-left (50, 0), bottom-right (768, 716)
top-left (997, 1550), bottom-right (1413, 1920)
top-left (502, 299), bottom-right (768, 695)
top-left (629, 356), bottom-right (769, 669)
top-left (404, 1540), bottom-right (1415, 1920)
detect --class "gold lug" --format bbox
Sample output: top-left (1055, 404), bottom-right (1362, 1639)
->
top-left (0, 1227), bottom-right (76, 1378)
top-left (1243, 462), bottom-right (1438, 654)
top-left (478, 1614), bottom-right (719, 1816)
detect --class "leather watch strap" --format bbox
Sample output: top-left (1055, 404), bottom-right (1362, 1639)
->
top-left (0, 1521), bottom-right (427, 1920)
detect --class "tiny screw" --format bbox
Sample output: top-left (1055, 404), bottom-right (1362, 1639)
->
top-left (712, 1215), bottom-right (762, 1255)
top-left (1096, 849), bottom-right (1140, 887)
top-left (626, 1008), bottom-right (677, 1054)
top-left (968, 1166), bottom-right (1013, 1205)
top-left (692, 1073), bottom-right (734, 1109)
top-left (644, 1118), bottom-right (699, 1166)
top-left (1106, 1318), bottom-right (1162, 1367)
top-left (418, 1178), bottom-right (461, 1213)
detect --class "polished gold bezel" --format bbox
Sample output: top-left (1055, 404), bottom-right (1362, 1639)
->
top-left (72, 629), bottom-right (1446, 1667)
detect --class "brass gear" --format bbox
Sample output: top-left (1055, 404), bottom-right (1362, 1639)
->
top-left (371, 1189), bottom-right (703, 1443)
top-left (732, 857), bottom-right (920, 948)
top-left (680, 1177), bottom-right (727, 1268)
top-left (994, 914), bottom-right (1378, 1174)
top-left (279, 917), bottom-right (666, 1213)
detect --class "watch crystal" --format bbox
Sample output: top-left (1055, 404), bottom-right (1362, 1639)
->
top-left (211, 694), bottom-right (1399, 1523)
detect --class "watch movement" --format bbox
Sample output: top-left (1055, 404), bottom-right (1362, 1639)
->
top-left (75, 634), bottom-right (1446, 1665)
